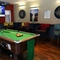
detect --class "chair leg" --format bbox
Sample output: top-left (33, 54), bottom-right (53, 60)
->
top-left (57, 36), bottom-right (59, 48)
top-left (51, 34), bottom-right (54, 44)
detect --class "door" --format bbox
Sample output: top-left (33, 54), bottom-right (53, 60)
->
top-left (5, 10), bottom-right (11, 23)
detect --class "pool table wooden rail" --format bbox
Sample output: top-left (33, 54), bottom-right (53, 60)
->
top-left (0, 33), bottom-right (40, 43)
top-left (0, 36), bottom-right (27, 54)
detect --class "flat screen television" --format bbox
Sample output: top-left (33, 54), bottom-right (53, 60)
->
top-left (0, 6), bottom-right (5, 17)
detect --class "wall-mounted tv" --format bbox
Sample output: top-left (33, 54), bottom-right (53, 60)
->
top-left (0, 6), bottom-right (5, 17)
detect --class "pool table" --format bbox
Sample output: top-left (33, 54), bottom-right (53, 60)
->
top-left (0, 29), bottom-right (39, 60)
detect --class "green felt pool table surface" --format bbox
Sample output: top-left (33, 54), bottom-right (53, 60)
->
top-left (0, 29), bottom-right (36, 42)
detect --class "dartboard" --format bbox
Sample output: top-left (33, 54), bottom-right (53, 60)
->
top-left (54, 6), bottom-right (60, 19)
top-left (19, 10), bottom-right (26, 19)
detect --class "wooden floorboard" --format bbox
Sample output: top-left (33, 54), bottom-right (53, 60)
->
top-left (34, 39), bottom-right (60, 60)
top-left (0, 39), bottom-right (60, 60)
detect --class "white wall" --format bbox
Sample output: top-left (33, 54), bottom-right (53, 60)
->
top-left (14, 0), bottom-right (60, 24)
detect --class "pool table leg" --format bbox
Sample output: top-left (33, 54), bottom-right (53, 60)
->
top-left (13, 54), bottom-right (19, 60)
top-left (13, 53), bottom-right (24, 60)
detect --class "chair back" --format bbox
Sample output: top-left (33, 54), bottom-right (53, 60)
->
top-left (40, 24), bottom-right (50, 30)
top-left (54, 24), bottom-right (60, 30)
top-left (0, 24), bottom-right (4, 29)
top-left (21, 22), bottom-right (24, 27)
top-left (4, 22), bottom-right (8, 26)
top-left (54, 24), bottom-right (60, 35)
top-left (9, 22), bottom-right (13, 26)
top-left (24, 22), bottom-right (29, 27)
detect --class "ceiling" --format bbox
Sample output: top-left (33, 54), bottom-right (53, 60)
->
top-left (0, 0), bottom-right (36, 4)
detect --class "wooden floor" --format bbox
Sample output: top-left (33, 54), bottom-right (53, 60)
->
top-left (34, 39), bottom-right (60, 60)
top-left (0, 39), bottom-right (60, 60)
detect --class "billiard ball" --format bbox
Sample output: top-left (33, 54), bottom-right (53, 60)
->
top-left (16, 33), bottom-right (23, 37)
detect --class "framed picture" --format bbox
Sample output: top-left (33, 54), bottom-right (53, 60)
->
top-left (30, 8), bottom-right (38, 22)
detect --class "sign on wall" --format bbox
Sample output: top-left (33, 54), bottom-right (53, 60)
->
top-left (30, 8), bottom-right (38, 22)
top-left (44, 10), bottom-right (51, 19)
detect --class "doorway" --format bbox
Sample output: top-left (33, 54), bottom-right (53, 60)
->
top-left (5, 10), bottom-right (11, 23)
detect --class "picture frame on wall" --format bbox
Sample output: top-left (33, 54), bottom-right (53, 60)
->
top-left (30, 8), bottom-right (38, 22)
top-left (44, 10), bottom-right (51, 19)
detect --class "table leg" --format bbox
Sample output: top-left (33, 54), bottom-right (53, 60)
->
top-left (27, 39), bottom-right (35, 60)
top-left (13, 53), bottom-right (24, 60)
top-left (13, 54), bottom-right (19, 60)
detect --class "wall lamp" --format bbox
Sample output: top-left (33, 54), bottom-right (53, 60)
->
top-left (19, 5), bottom-right (25, 9)
top-left (30, 7), bottom-right (38, 9)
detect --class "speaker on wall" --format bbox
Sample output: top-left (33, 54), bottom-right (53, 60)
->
top-left (0, 1), bottom-right (9, 6)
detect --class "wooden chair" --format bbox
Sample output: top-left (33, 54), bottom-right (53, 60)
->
top-left (24, 22), bottom-right (29, 28)
top-left (19, 22), bottom-right (25, 31)
top-left (9, 22), bottom-right (13, 26)
top-left (51, 24), bottom-right (60, 48)
top-left (36, 24), bottom-right (50, 42)
top-left (24, 22), bottom-right (30, 32)
top-left (19, 22), bottom-right (30, 31)
top-left (8, 22), bottom-right (13, 29)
